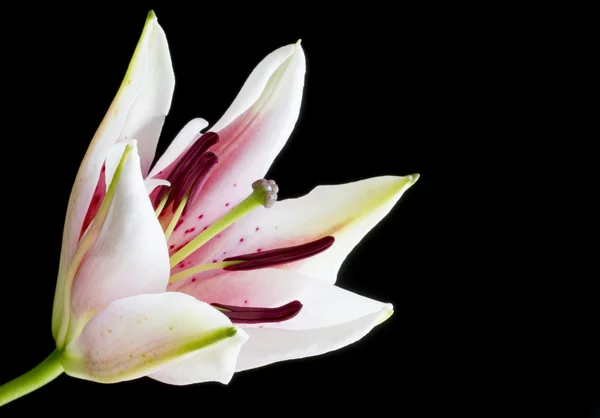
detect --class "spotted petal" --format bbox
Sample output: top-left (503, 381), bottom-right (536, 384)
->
top-left (61, 293), bottom-right (247, 384)
top-left (170, 175), bottom-right (418, 285)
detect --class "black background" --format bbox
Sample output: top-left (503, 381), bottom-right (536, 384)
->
top-left (0, 3), bottom-right (597, 418)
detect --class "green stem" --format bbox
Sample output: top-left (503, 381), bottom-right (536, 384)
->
top-left (0, 351), bottom-right (64, 407)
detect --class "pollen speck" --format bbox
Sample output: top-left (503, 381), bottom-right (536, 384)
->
top-left (169, 326), bottom-right (173, 331)
top-left (108, 329), bottom-right (112, 333)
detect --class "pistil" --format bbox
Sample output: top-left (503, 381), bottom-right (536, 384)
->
top-left (169, 179), bottom-right (279, 268)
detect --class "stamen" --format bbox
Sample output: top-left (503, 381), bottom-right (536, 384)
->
top-left (165, 195), bottom-right (188, 241)
top-left (169, 179), bottom-right (279, 268)
top-left (155, 132), bottom-right (220, 205)
top-left (183, 152), bottom-right (219, 215)
top-left (168, 260), bottom-right (243, 284)
top-left (154, 190), bottom-right (170, 217)
top-left (211, 300), bottom-right (302, 324)
top-left (223, 236), bottom-right (335, 271)
top-left (171, 152), bottom-right (218, 210)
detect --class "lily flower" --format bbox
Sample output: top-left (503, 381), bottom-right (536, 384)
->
top-left (0, 12), bottom-right (248, 407)
top-left (89, 11), bottom-right (420, 371)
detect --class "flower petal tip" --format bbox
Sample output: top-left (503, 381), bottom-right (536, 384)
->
top-left (376, 304), bottom-right (394, 326)
top-left (231, 326), bottom-right (249, 346)
top-left (147, 10), bottom-right (157, 21)
top-left (408, 173), bottom-right (420, 184)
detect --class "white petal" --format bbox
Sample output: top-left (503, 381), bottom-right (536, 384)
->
top-left (235, 307), bottom-right (392, 372)
top-left (61, 293), bottom-right (247, 384)
top-left (67, 145), bottom-right (169, 342)
top-left (53, 12), bottom-right (174, 340)
top-left (170, 175), bottom-right (418, 284)
top-left (148, 335), bottom-right (246, 385)
top-left (167, 43), bottom-right (305, 250)
top-left (147, 118), bottom-right (209, 179)
top-left (177, 269), bottom-right (388, 331)
top-left (145, 178), bottom-right (170, 195)
top-left (210, 44), bottom-right (299, 132)
top-left (120, 13), bottom-right (175, 176)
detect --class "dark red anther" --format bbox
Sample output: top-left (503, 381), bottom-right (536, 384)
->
top-left (155, 132), bottom-right (220, 205)
top-left (170, 152), bottom-right (218, 210)
top-left (223, 236), bottom-right (335, 271)
top-left (211, 300), bottom-right (302, 324)
top-left (183, 154), bottom-right (219, 215)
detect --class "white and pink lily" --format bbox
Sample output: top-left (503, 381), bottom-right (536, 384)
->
top-left (79, 11), bottom-right (419, 373)
top-left (48, 12), bottom-right (249, 387)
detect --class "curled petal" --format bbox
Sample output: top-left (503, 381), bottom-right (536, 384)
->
top-left (53, 11), bottom-right (174, 340)
top-left (147, 117), bottom-right (209, 179)
top-left (120, 11), bottom-right (175, 176)
top-left (235, 307), bottom-right (392, 371)
top-left (66, 144), bottom-right (169, 343)
top-left (61, 293), bottom-right (247, 384)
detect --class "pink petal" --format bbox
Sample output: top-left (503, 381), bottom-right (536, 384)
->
top-left (165, 43), bottom-right (305, 251)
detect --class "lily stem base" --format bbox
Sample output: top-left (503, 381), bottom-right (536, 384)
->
top-left (0, 350), bottom-right (64, 407)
